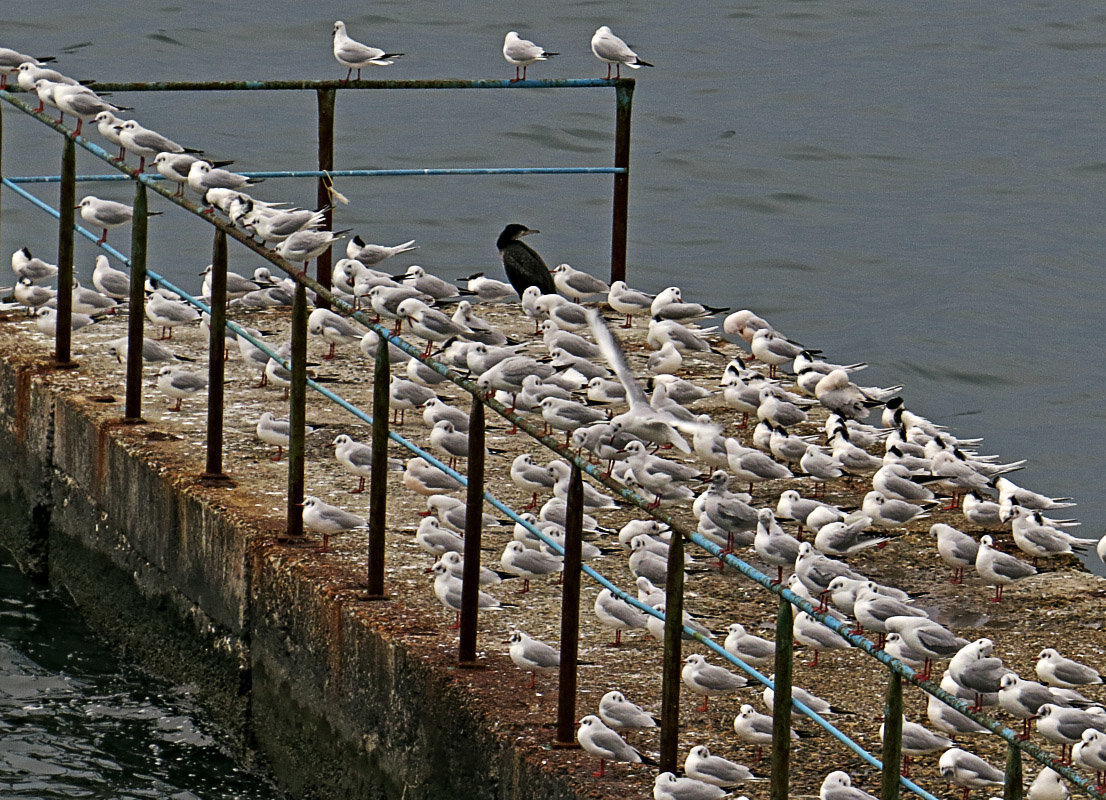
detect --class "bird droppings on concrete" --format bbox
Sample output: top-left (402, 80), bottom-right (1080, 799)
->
top-left (0, 297), bottom-right (1103, 800)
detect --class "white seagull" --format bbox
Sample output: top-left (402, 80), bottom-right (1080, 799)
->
top-left (502, 31), bottom-right (557, 82)
top-left (506, 629), bottom-right (559, 688)
top-left (590, 26), bottom-right (654, 79)
top-left (156, 365), bottom-right (206, 412)
top-left (333, 20), bottom-right (402, 81)
top-left (77, 196), bottom-right (138, 244)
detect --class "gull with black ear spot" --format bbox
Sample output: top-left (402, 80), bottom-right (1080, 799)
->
top-left (598, 690), bottom-right (657, 731)
top-left (590, 26), bottom-right (654, 79)
top-left (503, 31), bottom-right (557, 82)
top-left (332, 20), bottom-right (402, 81)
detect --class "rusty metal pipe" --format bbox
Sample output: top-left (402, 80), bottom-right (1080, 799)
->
top-left (123, 182), bottom-right (147, 420)
top-left (54, 137), bottom-right (75, 366)
top-left (881, 672), bottom-right (903, 800)
top-left (659, 526), bottom-right (685, 771)
top-left (285, 283), bottom-right (307, 538)
top-left (458, 396), bottom-right (485, 664)
top-left (367, 339), bottom-right (390, 597)
top-left (770, 596), bottom-right (794, 800)
top-left (611, 83), bottom-right (634, 284)
top-left (555, 465), bottom-right (584, 746)
top-left (204, 229), bottom-right (228, 478)
top-left (315, 88), bottom-right (335, 302)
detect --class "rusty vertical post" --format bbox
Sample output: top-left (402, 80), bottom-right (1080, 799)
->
top-left (123, 182), bottom-right (147, 420)
top-left (770, 596), bottom-right (794, 800)
top-left (1005, 743), bottom-right (1024, 800)
top-left (555, 465), bottom-right (583, 747)
top-left (366, 338), bottom-right (390, 597)
top-left (659, 526), bottom-right (685, 771)
top-left (204, 229), bottom-right (228, 478)
top-left (610, 81), bottom-right (634, 284)
top-left (316, 88), bottom-right (335, 304)
top-left (458, 395), bottom-right (485, 664)
top-left (0, 100), bottom-right (4, 261)
top-left (880, 671), bottom-right (903, 800)
top-left (285, 282), bottom-right (307, 538)
top-left (55, 137), bottom-right (76, 366)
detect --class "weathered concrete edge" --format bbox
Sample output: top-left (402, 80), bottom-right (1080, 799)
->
top-left (0, 350), bottom-right (584, 800)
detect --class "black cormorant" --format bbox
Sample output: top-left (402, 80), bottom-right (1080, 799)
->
top-left (496, 223), bottom-right (557, 296)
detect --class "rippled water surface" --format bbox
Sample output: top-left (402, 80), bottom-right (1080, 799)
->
top-left (0, 551), bottom-right (282, 799)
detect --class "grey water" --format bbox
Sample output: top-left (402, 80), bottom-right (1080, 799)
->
top-left (1, 0), bottom-right (1103, 788)
top-left (0, 548), bottom-right (282, 799)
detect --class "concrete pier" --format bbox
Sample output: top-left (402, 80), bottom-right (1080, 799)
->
top-left (3, 302), bottom-right (1105, 800)
top-left (0, 323), bottom-right (589, 800)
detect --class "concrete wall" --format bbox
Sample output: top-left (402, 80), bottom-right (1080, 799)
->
top-left (0, 349), bottom-right (582, 800)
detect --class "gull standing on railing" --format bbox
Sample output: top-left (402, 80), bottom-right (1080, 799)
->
top-left (332, 20), bottom-right (402, 81)
top-left (2, 50), bottom-right (56, 88)
top-left (502, 31), bottom-right (557, 82)
top-left (115, 119), bottom-right (202, 171)
top-left (40, 80), bottom-right (126, 136)
top-left (590, 26), bottom-right (653, 79)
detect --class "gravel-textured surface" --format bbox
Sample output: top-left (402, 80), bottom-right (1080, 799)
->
top-left (3, 293), bottom-right (1103, 800)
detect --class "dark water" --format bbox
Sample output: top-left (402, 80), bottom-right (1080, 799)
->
top-left (0, 550), bottom-right (282, 800)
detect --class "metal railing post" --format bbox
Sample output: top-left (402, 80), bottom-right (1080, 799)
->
top-left (458, 395), bottom-right (485, 664)
top-left (366, 340), bottom-right (390, 597)
top-left (881, 672), bottom-right (903, 800)
top-left (610, 82), bottom-right (634, 284)
top-left (659, 526), bottom-right (685, 772)
top-left (0, 100), bottom-right (4, 260)
top-left (316, 88), bottom-right (335, 302)
top-left (555, 465), bottom-right (583, 746)
top-left (55, 137), bottom-right (76, 366)
top-left (770, 596), bottom-right (794, 800)
top-left (124, 182), bottom-right (147, 421)
top-left (204, 229), bottom-right (228, 478)
top-left (285, 283), bottom-right (307, 538)
top-left (1005, 743), bottom-right (1024, 800)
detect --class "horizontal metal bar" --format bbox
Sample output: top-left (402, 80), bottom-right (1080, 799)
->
top-left (61, 78), bottom-right (635, 92)
top-left (2, 166), bottom-right (626, 185)
top-left (245, 167), bottom-right (627, 178)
